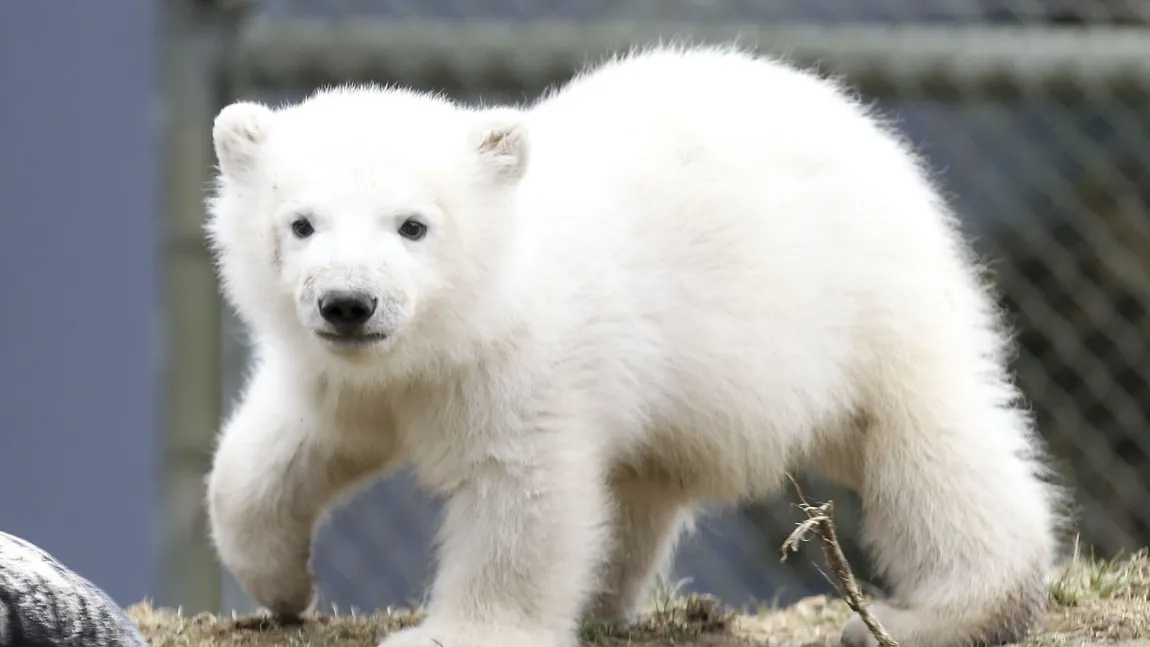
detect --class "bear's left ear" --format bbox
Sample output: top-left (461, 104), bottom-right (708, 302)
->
top-left (471, 108), bottom-right (529, 183)
top-left (213, 101), bottom-right (274, 180)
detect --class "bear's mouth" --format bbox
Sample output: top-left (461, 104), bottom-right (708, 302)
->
top-left (315, 331), bottom-right (388, 348)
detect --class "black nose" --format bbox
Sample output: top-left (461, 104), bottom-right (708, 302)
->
top-left (318, 290), bottom-right (377, 329)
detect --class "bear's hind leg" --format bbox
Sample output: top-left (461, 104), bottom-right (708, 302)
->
top-left (837, 377), bottom-right (1059, 647)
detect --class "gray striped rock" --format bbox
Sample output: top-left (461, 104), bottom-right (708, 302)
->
top-left (0, 531), bottom-right (148, 647)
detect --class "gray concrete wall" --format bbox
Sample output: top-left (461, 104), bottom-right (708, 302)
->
top-left (0, 1), bottom-right (161, 607)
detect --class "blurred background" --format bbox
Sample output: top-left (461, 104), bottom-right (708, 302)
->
top-left (1, 0), bottom-right (1149, 619)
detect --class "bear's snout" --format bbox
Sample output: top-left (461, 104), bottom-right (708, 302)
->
top-left (318, 289), bottom-right (377, 332)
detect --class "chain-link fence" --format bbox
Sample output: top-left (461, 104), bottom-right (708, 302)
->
top-left (165, 0), bottom-right (1150, 618)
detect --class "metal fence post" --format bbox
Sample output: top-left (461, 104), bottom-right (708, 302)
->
top-left (158, 0), bottom-right (248, 614)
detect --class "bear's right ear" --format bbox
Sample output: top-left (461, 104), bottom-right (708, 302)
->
top-left (213, 101), bottom-right (273, 179)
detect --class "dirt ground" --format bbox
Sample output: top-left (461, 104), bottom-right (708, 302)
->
top-left (130, 548), bottom-right (1148, 647)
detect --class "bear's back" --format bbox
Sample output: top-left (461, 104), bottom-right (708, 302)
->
top-left (505, 46), bottom-right (991, 468)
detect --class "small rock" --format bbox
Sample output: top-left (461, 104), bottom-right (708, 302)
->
top-left (0, 531), bottom-right (148, 646)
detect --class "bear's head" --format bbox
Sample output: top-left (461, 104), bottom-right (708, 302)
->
top-left (206, 86), bottom-right (529, 377)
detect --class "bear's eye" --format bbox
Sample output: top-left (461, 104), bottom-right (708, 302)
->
top-left (398, 218), bottom-right (428, 241)
top-left (290, 217), bottom-right (314, 239)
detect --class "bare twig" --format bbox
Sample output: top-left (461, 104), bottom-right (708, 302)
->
top-left (781, 473), bottom-right (898, 647)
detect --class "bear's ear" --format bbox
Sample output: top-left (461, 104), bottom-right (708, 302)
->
top-left (213, 101), bottom-right (273, 180)
top-left (471, 108), bottom-right (528, 183)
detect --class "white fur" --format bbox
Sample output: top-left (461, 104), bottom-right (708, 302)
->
top-left (204, 44), bottom-right (1062, 647)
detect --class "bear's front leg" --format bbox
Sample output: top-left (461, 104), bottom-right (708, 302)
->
top-left (206, 360), bottom-right (394, 617)
top-left (379, 438), bottom-right (610, 647)
top-left (585, 479), bottom-right (694, 625)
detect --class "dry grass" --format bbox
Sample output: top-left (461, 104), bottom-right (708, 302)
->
top-left (129, 591), bottom-right (742, 647)
top-left (129, 548), bottom-right (1150, 647)
top-left (128, 486), bottom-right (1149, 647)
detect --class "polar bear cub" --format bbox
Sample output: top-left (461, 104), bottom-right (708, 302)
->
top-left (205, 44), bottom-right (1061, 647)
